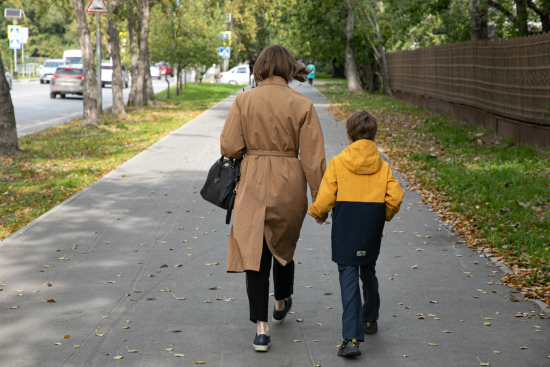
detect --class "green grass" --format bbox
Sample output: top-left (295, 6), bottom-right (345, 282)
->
top-left (0, 83), bottom-right (241, 240)
top-left (318, 81), bottom-right (550, 299)
top-left (314, 71), bottom-right (345, 82)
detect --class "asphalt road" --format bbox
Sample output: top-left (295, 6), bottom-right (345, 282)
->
top-left (11, 77), bottom-right (173, 137)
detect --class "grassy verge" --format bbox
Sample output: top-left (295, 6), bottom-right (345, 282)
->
top-left (0, 83), bottom-right (241, 240)
top-left (317, 80), bottom-right (550, 305)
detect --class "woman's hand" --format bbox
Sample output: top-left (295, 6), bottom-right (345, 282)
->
top-left (315, 214), bottom-right (328, 224)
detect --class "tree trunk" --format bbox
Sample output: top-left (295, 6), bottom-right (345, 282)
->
top-left (72, 0), bottom-right (98, 127)
top-left (138, 0), bottom-right (154, 104)
top-left (175, 67), bottom-right (180, 96)
top-left (514, 0), bottom-right (529, 36)
top-left (0, 58), bottom-right (19, 154)
top-left (107, 0), bottom-right (126, 114)
top-left (127, 7), bottom-right (143, 107)
top-left (369, 61), bottom-right (381, 94)
top-left (379, 45), bottom-right (392, 96)
top-left (468, 0), bottom-right (489, 40)
top-left (165, 73), bottom-right (170, 98)
top-left (344, 2), bottom-right (363, 93)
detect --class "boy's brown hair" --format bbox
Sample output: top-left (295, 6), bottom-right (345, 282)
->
top-left (253, 44), bottom-right (310, 83)
top-left (346, 110), bottom-right (378, 142)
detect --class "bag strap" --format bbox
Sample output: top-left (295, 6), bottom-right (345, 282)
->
top-left (226, 193), bottom-right (235, 225)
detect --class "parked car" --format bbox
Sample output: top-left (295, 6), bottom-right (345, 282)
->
top-left (218, 64), bottom-right (252, 85)
top-left (4, 71), bottom-right (12, 89)
top-left (50, 66), bottom-right (84, 99)
top-left (101, 63), bottom-right (129, 88)
top-left (39, 59), bottom-right (65, 84)
top-left (158, 61), bottom-right (173, 76)
top-left (150, 64), bottom-right (161, 79)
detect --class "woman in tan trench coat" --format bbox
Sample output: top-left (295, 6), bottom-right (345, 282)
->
top-left (220, 45), bottom-right (326, 352)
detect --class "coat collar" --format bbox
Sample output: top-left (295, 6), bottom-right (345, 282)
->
top-left (259, 76), bottom-right (289, 87)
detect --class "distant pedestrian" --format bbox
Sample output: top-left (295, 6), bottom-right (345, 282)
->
top-left (221, 44), bottom-right (326, 353)
top-left (308, 110), bottom-right (404, 358)
top-left (306, 63), bottom-right (316, 85)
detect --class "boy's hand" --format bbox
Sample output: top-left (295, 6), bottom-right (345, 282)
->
top-left (315, 214), bottom-right (328, 224)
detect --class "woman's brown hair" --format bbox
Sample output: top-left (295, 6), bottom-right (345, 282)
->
top-left (346, 110), bottom-right (378, 142)
top-left (253, 44), bottom-right (309, 83)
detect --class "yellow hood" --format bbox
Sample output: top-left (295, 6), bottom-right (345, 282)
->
top-left (338, 139), bottom-right (382, 175)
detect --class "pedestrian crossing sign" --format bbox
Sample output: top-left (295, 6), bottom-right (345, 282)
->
top-left (9, 38), bottom-right (21, 50)
top-left (219, 47), bottom-right (230, 59)
top-left (7, 25), bottom-right (21, 40)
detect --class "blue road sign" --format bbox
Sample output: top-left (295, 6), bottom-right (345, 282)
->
top-left (219, 47), bottom-right (230, 59)
top-left (9, 38), bottom-right (21, 50)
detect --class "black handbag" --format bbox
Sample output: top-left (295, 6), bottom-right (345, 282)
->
top-left (200, 156), bottom-right (241, 224)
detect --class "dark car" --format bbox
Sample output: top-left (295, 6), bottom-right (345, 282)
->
top-left (50, 66), bottom-right (84, 99)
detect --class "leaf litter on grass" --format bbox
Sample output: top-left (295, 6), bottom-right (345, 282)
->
top-left (318, 81), bottom-right (550, 307)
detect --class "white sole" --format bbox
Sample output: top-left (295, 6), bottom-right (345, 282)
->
top-left (272, 305), bottom-right (292, 324)
top-left (253, 343), bottom-right (271, 352)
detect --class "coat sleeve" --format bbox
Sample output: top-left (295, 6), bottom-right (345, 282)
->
top-left (385, 166), bottom-right (404, 221)
top-left (308, 158), bottom-right (337, 218)
top-left (299, 103), bottom-right (326, 202)
top-left (220, 95), bottom-right (246, 159)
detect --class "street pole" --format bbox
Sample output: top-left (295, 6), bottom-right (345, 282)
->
top-left (13, 19), bottom-right (18, 79)
top-left (21, 42), bottom-right (24, 77)
top-left (96, 13), bottom-right (102, 111)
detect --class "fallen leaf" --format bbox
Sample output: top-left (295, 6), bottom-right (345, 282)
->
top-left (166, 347), bottom-right (174, 352)
top-left (54, 343), bottom-right (62, 346)
top-left (442, 330), bottom-right (452, 333)
top-left (96, 334), bottom-right (104, 337)
top-left (430, 300), bottom-right (438, 304)
top-left (47, 299), bottom-right (56, 303)
top-left (294, 339), bottom-right (301, 342)
top-left (427, 343), bottom-right (438, 346)
top-left (195, 362), bottom-right (206, 364)
top-left (411, 265), bottom-right (418, 269)
top-left (208, 286), bottom-right (219, 290)
top-left (296, 318), bottom-right (303, 322)
top-left (520, 346), bottom-right (528, 350)
top-left (113, 356), bottom-right (123, 360)
top-left (172, 354), bottom-right (185, 357)
top-left (484, 322), bottom-right (492, 326)
top-left (402, 355), bottom-right (408, 358)
top-left (174, 264), bottom-right (182, 267)
top-left (64, 334), bottom-right (70, 339)
top-left (324, 292), bottom-right (332, 295)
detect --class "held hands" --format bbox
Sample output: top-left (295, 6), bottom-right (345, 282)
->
top-left (315, 213), bottom-right (328, 224)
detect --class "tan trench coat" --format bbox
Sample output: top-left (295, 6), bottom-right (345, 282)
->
top-left (220, 76), bottom-right (326, 272)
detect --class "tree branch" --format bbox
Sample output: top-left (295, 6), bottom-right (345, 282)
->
top-left (485, 0), bottom-right (518, 22)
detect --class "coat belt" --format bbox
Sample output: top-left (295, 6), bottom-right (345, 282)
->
top-left (246, 150), bottom-right (298, 158)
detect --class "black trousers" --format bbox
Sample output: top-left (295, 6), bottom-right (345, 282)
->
top-left (245, 239), bottom-right (294, 323)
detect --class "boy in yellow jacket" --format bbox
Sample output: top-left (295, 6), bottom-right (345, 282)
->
top-left (309, 110), bottom-right (404, 358)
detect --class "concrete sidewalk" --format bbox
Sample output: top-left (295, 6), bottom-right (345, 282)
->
top-left (0, 83), bottom-right (548, 367)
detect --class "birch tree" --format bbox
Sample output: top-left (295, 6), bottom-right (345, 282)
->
top-left (106, 0), bottom-right (126, 114)
top-left (72, 0), bottom-right (98, 127)
top-left (0, 58), bottom-right (18, 154)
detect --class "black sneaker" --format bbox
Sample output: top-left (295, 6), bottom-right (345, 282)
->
top-left (364, 320), bottom-right (378, 334)
top-left (337, 339), bottom-right (361, 358)
top-left (253, 334), bottom-right (271, 352)
top-left (272, 296), bottom-right (292, 324)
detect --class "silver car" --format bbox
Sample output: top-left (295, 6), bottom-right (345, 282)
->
top-left (39, 59), bottom-right (65, 84)
top-left (4, 71), bottom-right (12, 89)
top-left (101, 63), bottom-right (129, 88)
top-left (50, 66), bottom-right (84, 99)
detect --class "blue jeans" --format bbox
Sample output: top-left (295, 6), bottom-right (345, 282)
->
top-left (338, 263), bottom-right (380, 341)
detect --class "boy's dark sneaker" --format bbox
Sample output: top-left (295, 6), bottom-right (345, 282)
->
top-left (272, 296), bottom-right (292, 324)
top-left (364, 320), bottom-right (378, 334)
top-left (253, 334), bottom-right (271, 352)
top-left (337, 339), bottom-right (361, 358)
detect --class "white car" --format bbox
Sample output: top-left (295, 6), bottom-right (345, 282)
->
top-left (219, 64), bottom-right (253, 85)
top-left (39, 59), bottom-right (65, 84)
top-left (4, 71), bottom-right (12, 89)
top-left (101, 63), bottom-right (129, 88)
top-left (150, 64), bottom-right (161, 79)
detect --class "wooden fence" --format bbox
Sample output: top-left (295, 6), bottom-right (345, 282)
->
top-left (386, 32), bottom-right (550, 147)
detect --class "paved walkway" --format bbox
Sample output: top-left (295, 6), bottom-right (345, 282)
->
top-left (0, 83), bottom-right (548, 367)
